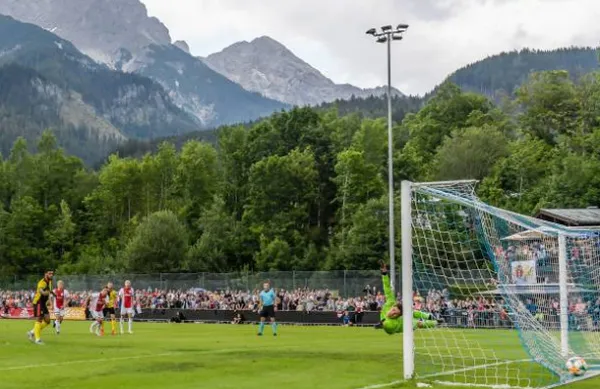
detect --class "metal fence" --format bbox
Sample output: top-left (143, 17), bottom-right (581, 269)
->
top-left (1, 271), bottom-right (402, 298)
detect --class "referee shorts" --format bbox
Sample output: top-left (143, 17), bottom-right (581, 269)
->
top-left (260, 305), bottom-right (276, 319)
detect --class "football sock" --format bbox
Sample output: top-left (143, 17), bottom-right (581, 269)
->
top-left (258, 322), bottom-right (265, 334)
top-left (34, 322), bottom-right (41, 341)
top-left (271, 322), bottom-right (277, 335)
top-left (120, 318), bottom-right (124, 333)
top-left (40, 321), bottom-right (49, 331)
top-left (128, 318), bottom-right (133, 332)
top-left (55, 320), bottom-right (61, 333)
top-left (111, 319), bottom-right (116, 333)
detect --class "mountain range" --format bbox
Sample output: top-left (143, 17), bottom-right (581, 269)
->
top-left (0, 0), bottom-right (598, 164)
top-left (0, 0), bottom-right (287, 127)
top-left (116, 46), bottom-right (600, 159)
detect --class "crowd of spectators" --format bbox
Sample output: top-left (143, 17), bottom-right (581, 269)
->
top-left (0, 287), bottom-right (386, 314)
top-left (4, 282), bottom-right (600, 330)
top-left (415, 287), bottom-right (600, 330)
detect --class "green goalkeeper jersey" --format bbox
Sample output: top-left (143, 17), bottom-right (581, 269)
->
top-left (380, 274), bottom-right (437, 334)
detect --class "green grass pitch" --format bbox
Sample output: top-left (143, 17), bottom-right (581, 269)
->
top-left (0, 320), bottom-right (599, 389)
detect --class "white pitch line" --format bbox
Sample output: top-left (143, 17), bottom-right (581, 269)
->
top-left (355, 380), bottom-right (404, 389)
top-left (355, 359), bottom-right (532, 389)
top-left (0, 345), bottom-right (302, 372)
top-left (0, 352), bottom-right (176, 371)
top-left (433, 381), bottom-right (533, 389)
top-left (420, 359), bottom-right (531, 379)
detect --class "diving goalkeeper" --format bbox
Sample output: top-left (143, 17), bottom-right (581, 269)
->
top-left (380, 262), bottom-right (441, 335)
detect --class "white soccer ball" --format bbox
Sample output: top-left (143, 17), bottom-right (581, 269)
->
top-left (566, 356), bottom-right (587, 377)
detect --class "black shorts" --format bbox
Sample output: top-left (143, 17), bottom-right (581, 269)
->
top-left (103, 307), bottom-right (116, 316)
top-left (260, 305), bottom-right (275, 319)
top-left (33, 301), bottom-right (49, 319)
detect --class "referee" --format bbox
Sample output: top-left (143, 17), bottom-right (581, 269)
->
top-left (257, 281), bottom-right (278, 336)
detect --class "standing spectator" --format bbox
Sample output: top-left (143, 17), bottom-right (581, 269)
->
top-left (525, 299), bottom-right (538, 315)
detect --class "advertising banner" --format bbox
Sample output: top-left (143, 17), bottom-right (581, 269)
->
top-left (511, 260), bottom-right (537, 285)
top-left (2, 307), bottom-right (85, 320)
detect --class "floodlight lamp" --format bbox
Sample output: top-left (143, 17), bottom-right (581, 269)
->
top-left (397, 24), bottom-right (409, 30)
top-left (381, 25), bottom-right (392, 32)
top-left (377, 36), bottom-right (388, 43)
top-left (366, 28), bottom-right (377, 35)
top-left (392, 35), bottom-right (403, 41)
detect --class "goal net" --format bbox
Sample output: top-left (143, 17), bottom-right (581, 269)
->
top-left (401, 180), bottom-right (600, 388)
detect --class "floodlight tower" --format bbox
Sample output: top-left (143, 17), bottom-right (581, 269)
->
top-left (365, 24), bottom-right (409, 294)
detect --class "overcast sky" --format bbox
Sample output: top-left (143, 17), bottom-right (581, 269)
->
top-left (141, 0), bottom-right (600, 96)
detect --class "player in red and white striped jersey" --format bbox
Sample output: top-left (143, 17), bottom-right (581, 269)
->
top-left (52, 280), bottom-right (69, 334)
top-left (86, 288), bottom-right (109, 336)
top-left (118, 280), bottom-right (135, 334)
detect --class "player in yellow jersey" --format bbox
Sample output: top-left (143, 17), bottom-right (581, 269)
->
top-left (104, 282), bottom-right (118, 335)
top-left (27, 270), bottom-right (54, 345)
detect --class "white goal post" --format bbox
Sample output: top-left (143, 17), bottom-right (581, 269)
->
top-left (401, 180), bottom-right (600, 388)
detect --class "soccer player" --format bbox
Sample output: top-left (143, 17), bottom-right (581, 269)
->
top-left (52, 280), bottom-right (69, 335)
top-left (257, 281), bottom-right (277, 336)
top-left (118, 280), bottom-right (135, 334)
top-left (28, 270), bottom-right (54, 344)
top-left (87, 288), bottom-right (109, 336)
top-left (379, 262), bottom-right (441, 335)
top-left (105, 282), bottom-right (118, 335)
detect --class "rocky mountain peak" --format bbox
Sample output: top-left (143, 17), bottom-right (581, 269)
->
top-left (204, 35), bottom-right (402, 106)
top-left (173, 40), bottom-right (190, 54)
top-left (250, 35), bottom-right (289, 52)
top-left (0, 0), bottom-right (172, 66)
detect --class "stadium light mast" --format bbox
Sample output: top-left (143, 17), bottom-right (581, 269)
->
top-left (366, 24), bottom-right (409, 294)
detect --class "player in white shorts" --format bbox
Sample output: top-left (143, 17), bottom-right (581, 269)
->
top-left (52, 280), bottom-right (69, 334)
top-left (87, 288), bottom-right (109, 336)
top-left (119, 280), bottom-right (135, 334)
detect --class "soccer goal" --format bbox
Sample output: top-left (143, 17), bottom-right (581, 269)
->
top-left (401, 180), bottom-right (600, 388)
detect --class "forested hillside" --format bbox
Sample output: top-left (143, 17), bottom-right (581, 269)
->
top-left (448, 47), bottom-right (599, 98)
top-left (2, 68), bottom-right (600, 279)
top-left (317, 94), bottom-right (423, 123)
top-left (0, 64), bottom-right (123, 163)
top-left (104, 47), bottom-right (600, 161)
top-left (0, 14), bottom-right (200, 163)
top-left (114, 95), bottom-right (423, 159)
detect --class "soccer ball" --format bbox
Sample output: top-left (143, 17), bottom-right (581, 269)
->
top-left (566, 356), bottom-right (587, 377)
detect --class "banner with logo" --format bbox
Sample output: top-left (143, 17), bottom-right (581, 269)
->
top-left (2, 307), bottom-right (85, 320)
top-left (0, 307), bottom-right (33, 318)
top-left (50, 307), bottom-right (86, 321)
top-left (511, 260), bottom-right (537, 285)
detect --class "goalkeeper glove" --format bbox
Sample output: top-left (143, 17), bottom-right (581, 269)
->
top-left (380, 261), bottom-right (389, 276)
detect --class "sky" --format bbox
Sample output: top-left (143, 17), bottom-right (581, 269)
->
top-left (141, 0), bottom-right (600, 96)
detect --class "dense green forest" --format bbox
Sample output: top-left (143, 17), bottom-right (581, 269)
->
top-left (2, 69), bottom-right (600, 278)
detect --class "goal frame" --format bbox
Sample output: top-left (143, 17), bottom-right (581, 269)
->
top-left (400, 180), bottom-right (571, 383)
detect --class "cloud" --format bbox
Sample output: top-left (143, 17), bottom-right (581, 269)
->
top-left (141, 0), bottom-right (600, 95)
